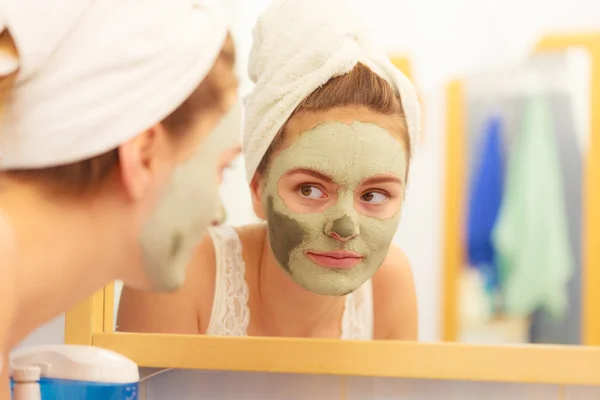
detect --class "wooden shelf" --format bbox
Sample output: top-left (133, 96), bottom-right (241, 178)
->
top-left (93, 333), bottom-right (600, 386)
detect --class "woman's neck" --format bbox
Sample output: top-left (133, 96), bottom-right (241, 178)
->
top-left (252, 226), bottom-right (346, 338)
top-left (0, 183), bottom-right (125, 347)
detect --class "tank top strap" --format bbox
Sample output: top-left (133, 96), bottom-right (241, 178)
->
top-left (205, 225), bottom-right (250, 336)
top-left (341, 279), bottom-right (374, 340)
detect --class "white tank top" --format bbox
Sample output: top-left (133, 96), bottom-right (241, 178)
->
top-left (205, 225), bottom-right (374, 340)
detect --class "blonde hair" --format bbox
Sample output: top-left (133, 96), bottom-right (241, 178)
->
top-left (1, 33), bottom-right (237, 193)
top-left (256, 62), bottom-right (410, 176)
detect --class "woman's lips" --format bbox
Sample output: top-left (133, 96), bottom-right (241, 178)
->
top-left (305, 250), bottom-right (364, 269)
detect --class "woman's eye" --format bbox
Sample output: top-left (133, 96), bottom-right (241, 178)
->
top-left (361, 191), bottom-right (387, 204)
top-left (299, 185), bottom-right (325, 199)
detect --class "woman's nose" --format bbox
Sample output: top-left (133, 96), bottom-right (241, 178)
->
top-left (325, 215), bottom-right (359, 242)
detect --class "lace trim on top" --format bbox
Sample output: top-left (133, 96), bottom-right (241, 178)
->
top-left (205, 225), bottom-right (373, 340)
top-left (205, 225), bottom-right (250, 336)
top-left (342, 279), bottom-right (374, 340)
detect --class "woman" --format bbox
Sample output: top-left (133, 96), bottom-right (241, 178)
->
top-left (118, 0), bottom-right (420, 340)
top-left (0, 0), bottom-right (238, 395)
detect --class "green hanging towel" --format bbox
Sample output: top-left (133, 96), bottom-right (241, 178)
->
top-left (492, 95), bottom-right (574, 320)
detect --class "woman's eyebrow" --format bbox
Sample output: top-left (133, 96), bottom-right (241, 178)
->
top-left (361, 175), bottom-right (403, 185)
top-left (286, 168), bottom-right (333, 183)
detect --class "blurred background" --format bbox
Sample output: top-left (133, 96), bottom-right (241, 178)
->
top-left (17, 0), bottom-right (600, 350)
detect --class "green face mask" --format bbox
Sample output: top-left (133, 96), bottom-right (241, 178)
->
top-left (139, 135), bottom-right (221, 292)
top-left (138, 104), bottom-right (241, 291)
top-left (263, 121), bottom-right (407, 296)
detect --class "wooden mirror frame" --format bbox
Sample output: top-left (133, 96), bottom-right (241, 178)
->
top-left (64, 51), bottom-right (600, 387)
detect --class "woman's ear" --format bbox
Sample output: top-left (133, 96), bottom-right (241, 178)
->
top-left (250, 175), bottom-right (266, 219)
top-left (119, 124), bottom-right (171, 201)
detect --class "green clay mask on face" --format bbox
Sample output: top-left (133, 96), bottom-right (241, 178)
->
top-left (139, 142), bottom-right (221, 291)
top-left (263, 121), bottom-right (407, 296)
top-left (138, 104), bottom-right (241, 291)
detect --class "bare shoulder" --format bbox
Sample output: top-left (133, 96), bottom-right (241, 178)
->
top-left (190, 230), bottom-right (218, 301)
top-left (372, 245), bottom-right (413, 297)
top-left (116, 224), bottom-right (266, 335)
top-left (372, 244), bottom-right (418, 340)
top-left (117, 230), bottom-right (218, 334)
top-left (234, 223), bottom-right (267, 246)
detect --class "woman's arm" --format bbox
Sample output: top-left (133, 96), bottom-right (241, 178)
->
top-left (0, 261), bottom-right (15, 358)
top-left (0, 277), bottom-right (14, 400)
top-left (116, 233), bottom-right (217, 335)
top-left (0, 216), bottom-right (17, 400)
top-left (0, 354), bottom-right (10, 400)
top-left (372, 244), bottom-right (418, 340)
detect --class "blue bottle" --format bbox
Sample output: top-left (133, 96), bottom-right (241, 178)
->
top-left (11, 345), bottom-right (139, 400)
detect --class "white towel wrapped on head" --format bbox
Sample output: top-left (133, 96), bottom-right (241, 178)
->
top-left (242, 0), bottom-right (421, 183)
top-left (0, 0), bottom-right (228, 170)
top-left (0, 0), bottom-right (95, 81)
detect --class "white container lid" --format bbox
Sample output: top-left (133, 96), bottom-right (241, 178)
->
top-left (10, 345), bottom-right (139, 384)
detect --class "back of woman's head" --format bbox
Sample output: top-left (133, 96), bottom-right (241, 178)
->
top-left (0, 32), bottom-right (237, 195)
top-left (0, 2), bottom-right (241, 293)
top-left (255, 62), bottom-right (410, 177)
top-left (0, 0), bottom-right (238, 196)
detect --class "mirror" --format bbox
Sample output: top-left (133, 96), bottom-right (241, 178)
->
top-left (101, 0), bottom-right (600, 352)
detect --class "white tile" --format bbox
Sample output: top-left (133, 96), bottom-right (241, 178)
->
top-left (565, 385), bottom-right (600, 400)
top-left (145, 370), bottom-right (341, 400)
top-left (346, 377), bottom-right (559, 400)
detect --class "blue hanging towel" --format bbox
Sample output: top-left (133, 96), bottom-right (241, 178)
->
top-left (466, 116), bottom-right (504, 293)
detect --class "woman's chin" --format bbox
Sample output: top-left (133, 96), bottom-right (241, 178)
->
top-left (292, 272), bottom-right (364, 297)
